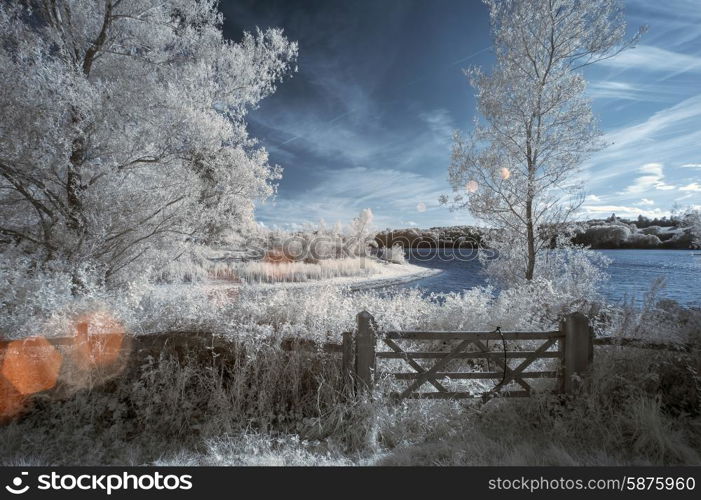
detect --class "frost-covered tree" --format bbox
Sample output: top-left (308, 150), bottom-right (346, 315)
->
top-left (443, 0), bottom-right (643, 281)
top-left (684, 210), bottom-right (701, 248)
top-left (347, 208), bottom-right (375, 257)
top-left (0, 0), bottom-right (297, 288)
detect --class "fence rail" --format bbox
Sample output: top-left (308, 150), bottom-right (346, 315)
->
top-left (593, 336), bottom-right (695, 352)
top-left (383, 330), bottom-right (562, 341)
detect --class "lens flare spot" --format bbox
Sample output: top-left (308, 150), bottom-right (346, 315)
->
top-left (1, 337), bottom-right (63, 395)
top-left (466, 180), bottom-right (479, 193)
top-left (416, 202), bottom-right (427, 213)
top-left (499, 167), bottom-right (511, 180)
top-left (71, 312), bottom-right (126, 370)
top-left (263, 249), bottom-right (293, 264)
top-left (0, 375), bottom-right (26, 420)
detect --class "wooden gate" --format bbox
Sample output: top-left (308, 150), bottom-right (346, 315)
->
top-left (341, 311), bottom-right (593, 400)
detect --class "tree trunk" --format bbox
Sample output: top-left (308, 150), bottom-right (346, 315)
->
top-left (525, 129), bottom-right (536, 281)
top-left (66, 136), bottom-right (85, 231)
top-left (525, 199), bottom-right (535, 281)
top-left (66, 1), bottom-right (113, 294)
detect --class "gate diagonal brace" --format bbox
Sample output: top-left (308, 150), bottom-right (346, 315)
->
top-left (472, 339), bottom-right (531, 393)
top-left (383, 338), bottom-right (448, 393)
top-left (398, 338), bottom-right (476, 399)
top-left (480, 338), bottom-right (557, 394)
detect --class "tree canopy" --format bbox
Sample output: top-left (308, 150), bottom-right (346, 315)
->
top-left (0, 0), bottom-right (297, 287)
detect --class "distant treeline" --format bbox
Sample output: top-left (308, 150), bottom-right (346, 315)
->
top-left (375, 214), bottom-right (696, 250)
top-left (375, 226), bottom-right (484, 249)
top-left (570, 215), bottom-right (694, 249)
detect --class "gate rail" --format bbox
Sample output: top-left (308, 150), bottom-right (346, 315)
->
top-left (341, 311), bottom-right (593, 400)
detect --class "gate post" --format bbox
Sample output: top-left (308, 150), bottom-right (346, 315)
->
top-left (560, 312), bottom-right (594, 394)
top-left (341, 331), bottom-right (354, 393)
top-left (355, 310), bottom-right (376, 394)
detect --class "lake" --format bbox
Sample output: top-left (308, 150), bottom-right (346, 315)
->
top-left (397, 249), bottom-right (701, 307)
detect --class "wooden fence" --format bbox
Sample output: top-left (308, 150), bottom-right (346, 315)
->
top-left (339, 310), bottom-right (594, 400)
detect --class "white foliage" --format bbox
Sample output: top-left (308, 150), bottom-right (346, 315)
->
top-left (582, 224), bottom-right (632, 247)
top-left (0, 1), bottom-right (297, 286)
top-left (444, 0), bottom-right (642, 281)
top-left (347, 209), bottom-right (375, 257)
top-left (684, 210), bottom-right (701, 248)
top-left (379, 245), bottom-right (407, 264)
top-left (481, 232), bottom-right (610, 305)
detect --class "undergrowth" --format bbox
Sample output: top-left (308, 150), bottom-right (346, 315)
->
top-left (1, 282), bottom-right (699, 465)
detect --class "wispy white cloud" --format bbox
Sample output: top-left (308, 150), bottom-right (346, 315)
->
top-left (587, 80), bottom-right (691, 103)
top-left (581, 204), bottom-right (670, 219)
top-left (621, 163), bottom-right (676, 194)
top-left (248, 0), bottom-right (701, 228)
top-left (584, 95), bottom-right (701, 199)
top-left (680, 182), bottom-right (701, 192)
top-left (257, 166), bottom-right (459, 228)
top-left (598, 45), bottom-right (701, 75)
top-left (587, 81), bottom-right (641, 101)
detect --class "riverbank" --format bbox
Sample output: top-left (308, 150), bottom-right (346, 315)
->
top-left (205, 261), bottom-right (442, 292)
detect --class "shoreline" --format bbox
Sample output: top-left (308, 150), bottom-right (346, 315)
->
top-left (347, 265), bottom-right (441, 291)
top-left (204, 262), bottom-right (442, 292)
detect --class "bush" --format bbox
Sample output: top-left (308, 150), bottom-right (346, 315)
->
top-left (379, 245), bottom-right (407, 264)
top-left (625, 233), bottom-right (662, 248)
top-left (582, 224), bottom-right (631, 248)
top-left (2, 272), bottom-right (700, 465)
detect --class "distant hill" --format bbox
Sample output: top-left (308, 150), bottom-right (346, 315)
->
top-left (375, 215), bottom-right (695, 250)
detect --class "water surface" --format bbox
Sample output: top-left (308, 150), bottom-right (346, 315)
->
top-left (397, 248), bottom-right (700, 306)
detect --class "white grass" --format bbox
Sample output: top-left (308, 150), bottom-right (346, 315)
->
top-left (205, 258), bottom-right (439, 292)
top-left (1, 270), bottom-right (699, 466)
top-left (236, 257), bottom-right (386, 283)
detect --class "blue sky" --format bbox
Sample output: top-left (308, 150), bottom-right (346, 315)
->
top-left (222, 0), bottom-right (701, 229)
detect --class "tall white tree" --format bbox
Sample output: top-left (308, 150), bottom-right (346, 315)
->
top-left (0, 0), bottom-right (297, 288)
top-left (347, 208), bottom-right (375, 257)
top-left (684, 210), bottom-right (701, 248)
top-left (443, 0), bottom-right (643, 282)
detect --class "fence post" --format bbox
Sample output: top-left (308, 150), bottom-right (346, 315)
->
top-left (341, 331), bottom-right (354, 393)
top-left (560, 312), bottom-right (594, 394)
top-left (355, 310), bottom-right (376, 394)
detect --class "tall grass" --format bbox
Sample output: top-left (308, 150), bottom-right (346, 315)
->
top-left (1, 279), bottom-right (699, 465)
top-left (235, 257), bottom-right (390, 284)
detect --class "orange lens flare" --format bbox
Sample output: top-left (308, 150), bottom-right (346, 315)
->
top-left (0, 310), bottom-right (129, 423)
top-left (1, 337), bottom-right (63, 395)
top-left (263, 249), bottom-right (293, 263)
top-left (71, 312), bottom-right (125, 370)
top-left (499, 167), bottom-right (511, 180)
top-left (466, 180), bottom-right (479, 193)
top-left (0, 375), bottom-right (26, 420)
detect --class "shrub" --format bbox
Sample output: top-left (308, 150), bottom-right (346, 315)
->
top-left (379, 245), bottom-right (407, 264)
top-left (2, 269), bottom-right (700, 465)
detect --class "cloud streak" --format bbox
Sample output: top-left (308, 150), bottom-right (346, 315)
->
top-left (256, 166), bottom-right (458, 228)
top-left (598, 45), bottom-right (701, 74)
top-left (235, 0), bottom-right (701, 227)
